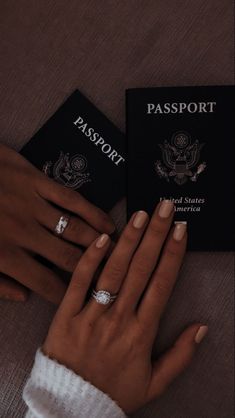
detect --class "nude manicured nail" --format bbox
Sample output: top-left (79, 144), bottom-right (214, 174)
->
top-left (195, 326), bottom-right (208, 344)
top-left (96, 234), bottom-right (110, 248)
top-left (133, 211), bottom-right (148, 229)
top-left (173, 222), bottom-right (187, 241)
top-left (158, 200), bottom-right (174, 218)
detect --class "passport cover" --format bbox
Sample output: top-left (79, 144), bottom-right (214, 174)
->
top-left (21, 90), bottom-right (126, 212)
top-left (126, 85), bottom-right (235, 251)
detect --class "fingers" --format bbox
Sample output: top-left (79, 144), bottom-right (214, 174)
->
top-left (147, 324), bottom-right (208, 401)
top-left (59, 234), bottom-right (111, 318)
top-left (0, 246), bottom-right (66, 304)
top-left (115, 200), bottom-right (174, 313)
top-left (23, 225), bottom-right (83, 273)
top-left (0, 273), bottom-right (28, 302)
top-left (36, 176), bottom-right (115, 234)
top-left (138, 222), bottom-right (187, 331)
top-left (37, 199), bottom-right (100, 247)
top-left (86, 210), bottom-right (149, 317)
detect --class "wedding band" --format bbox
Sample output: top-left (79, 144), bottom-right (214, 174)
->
top-left (92, 289), bottom-right (118, 305)
top-left (54, 215), bottom-right (70, 236)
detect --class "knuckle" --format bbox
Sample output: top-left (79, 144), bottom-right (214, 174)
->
top-left (59, 186), bottom-right (80, 205)
top-left (67, 218), bottom-right (81, 235)
top-left (122, 227), bottom-right (137, 244)
top-left (73, 192), bottom-right (82, 206)
top-left (60, 188), bottom-right (72, 204)
top-left (106, 310), bottom-right (120, 326)
top-left (0, 245), bottom-right (17, 268)
top-left (108, 307), bottom-right (125, 323)
top-left (75, 261), bottom-right (90, 277)
top-left (62, 247), bottom-right (80, 271)
top-left (106, 262), bottom-right (123, 282)
top-left (70, 274), bottom-right (87, 292)
top-left (132, 256), bottom-right (151, 276)
top-left (164, 246), bottom-right (179, 258)
top-left (154, 273), bottom-right (171, 296)
top-left (76, 250), bottom-right (97, 275)
top-left (132, 330), bottom-right (145, 348)
top-left (81, 250), bottom-right (95, 267)
top-left (98, 314), bottom-right (120, 342)
top-left (149, 220), bottom-right (166, 237)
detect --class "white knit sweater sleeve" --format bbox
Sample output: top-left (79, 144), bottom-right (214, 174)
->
top-left (23, 349), bottom-right (126, 418)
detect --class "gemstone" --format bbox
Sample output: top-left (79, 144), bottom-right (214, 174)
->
top-left (96, 291), bottom-right (111, 305)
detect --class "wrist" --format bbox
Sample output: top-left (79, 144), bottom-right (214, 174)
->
top-left (24, 349), bottom-right (126, 418)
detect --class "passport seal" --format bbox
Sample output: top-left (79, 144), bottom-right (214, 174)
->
top-left (43, 151), bottom-right (91, 189)
top-left (154, 131), bottom-right (207, 185)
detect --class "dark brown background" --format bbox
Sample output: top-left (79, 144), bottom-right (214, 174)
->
top-left (0, 1), bottom-right (234, 417)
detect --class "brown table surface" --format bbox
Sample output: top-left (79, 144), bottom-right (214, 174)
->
top-left (0, 1), bottom-right (234, 417)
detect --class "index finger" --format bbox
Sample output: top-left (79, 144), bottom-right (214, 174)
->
top-left (36, 175), bottom-right (115, 234)
top-left (58, 234), bottom-right (111, 318)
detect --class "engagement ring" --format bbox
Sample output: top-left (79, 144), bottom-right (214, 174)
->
top-left (91, 290), bottom-right (118, 305)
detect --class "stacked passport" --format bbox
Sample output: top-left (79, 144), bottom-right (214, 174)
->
top-left (21, 86), bottom-right (235, 251)
top-left (21, 91), bottom-right (126, 213)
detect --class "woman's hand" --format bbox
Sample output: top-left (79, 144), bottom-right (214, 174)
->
top-left (0, 144), bottom-right (115, 304)
top-left (43, 200), bottom-right (208, 414)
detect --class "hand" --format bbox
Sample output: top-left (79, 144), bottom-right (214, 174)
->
top-left (0, 144), bottom-right (115, 304)
top-left (43, 200), bottom-right (208, 414)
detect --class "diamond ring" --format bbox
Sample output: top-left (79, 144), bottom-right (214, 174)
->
top-left (54, 215), bottom-right (70, 236)
top-left (91, 290), bottom-right (118, 305)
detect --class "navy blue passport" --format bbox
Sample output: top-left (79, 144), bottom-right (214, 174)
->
top-left (21, 90), bottom-right (126, 212)
top-left (126, 85), bottom-right (235, 251)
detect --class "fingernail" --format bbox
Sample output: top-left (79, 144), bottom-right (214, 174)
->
top-left (0, 292), bottom-right (28, 302)
top-left (96, 234), bottom-right (110, 248)
top-left (158, 200), bottom-right (174, 218)
top-left (195, 325), bottom-right (208, 344)
top-left (133, 211), bottom-right (148, 229)
top-left (173, 222), bottom-right (187, 241)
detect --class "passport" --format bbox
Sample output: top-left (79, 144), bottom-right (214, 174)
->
top-left (21, 90), bottom-right (126, 212)
top-left (126, 85), bottom-right (235, 250)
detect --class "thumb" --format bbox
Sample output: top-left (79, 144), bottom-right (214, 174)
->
top-left (0, 274), bottom-right (29, 302)
top-left (148, 323), bottom-right (208, 401)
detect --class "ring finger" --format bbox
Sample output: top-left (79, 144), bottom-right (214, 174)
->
top-left (22, 223), bottom-right (83, 272)
top-left (37, 199), bottom-right (100, 247)
top-left (85, 210), bottom-right (149, 318)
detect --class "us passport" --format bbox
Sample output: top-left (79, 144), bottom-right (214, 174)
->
top-left (21, 90), bottom-right (126, 212)
top-left (126, 85), bottom-right (235, 251)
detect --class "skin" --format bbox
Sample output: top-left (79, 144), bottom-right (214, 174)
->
top-left (0, 144), bottom-right (115, 304)
top-left (43, 202), bottom-right (207, 414)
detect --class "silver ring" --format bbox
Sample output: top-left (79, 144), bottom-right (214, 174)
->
top-left (92, 289), bottom-right (118, 305)
top-left (54, 215), bottom-right (70, 236)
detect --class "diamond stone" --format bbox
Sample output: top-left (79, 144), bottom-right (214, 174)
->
top-left (96, 291), bottom-right (111, 305)
top-left (55, 216), bottom-right (69, 235)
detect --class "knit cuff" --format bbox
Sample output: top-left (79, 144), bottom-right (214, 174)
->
top-left (23, 349), bottom-right (126, 418)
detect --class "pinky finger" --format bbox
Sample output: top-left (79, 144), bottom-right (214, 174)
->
top-left (148, 323), bottom-right (209, 401)
top-left (59, 234), bottom-right (111, 318)
top-left (0, 273), bottom-right (29, 302)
